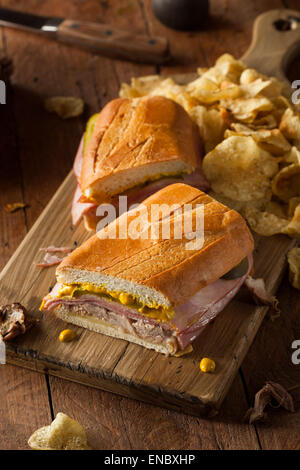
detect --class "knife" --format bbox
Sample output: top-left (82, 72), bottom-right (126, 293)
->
top-left (0, 7), bottom-right (170, 64)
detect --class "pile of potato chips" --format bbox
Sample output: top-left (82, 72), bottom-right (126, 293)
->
top-left (120, 54), bottom-right (300, 240)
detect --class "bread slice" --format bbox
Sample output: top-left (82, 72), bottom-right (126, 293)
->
top-left (80, 96), bottom-right (200, 202)
top-left (57, 183), bottom-right (254, 308)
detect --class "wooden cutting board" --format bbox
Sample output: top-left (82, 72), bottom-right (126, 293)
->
top-left (0, 9), bottom-right (299, 417)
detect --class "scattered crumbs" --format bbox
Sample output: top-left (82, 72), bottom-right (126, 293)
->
top-left (4, 202), bottom-right (28, 213)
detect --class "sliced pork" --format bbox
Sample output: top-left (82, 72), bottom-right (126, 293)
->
top-left (43, 254), bottom-right (253, 350)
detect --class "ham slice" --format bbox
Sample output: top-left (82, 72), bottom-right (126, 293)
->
top-left (73, 135), bottom-right (84, 183)
top-left (71, 185), bottom-right (97, 226)
top-left (71, 134), bottom-right (210, 227)
top-left (244, 276), bottom-right (280, 317)
top-left (35, 253), bottom-right (65, 268)
top-left (174, 254), bottom-right (253, 348)
top-left (39, 246), bottom-right (72, 254)
top-left (43, 254), bottom-right (253, 349)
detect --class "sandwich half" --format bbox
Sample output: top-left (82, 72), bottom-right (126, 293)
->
top-left (72, 96), bottom-right (209, 231)
top-left (43, 183), bottom-right (254, 355)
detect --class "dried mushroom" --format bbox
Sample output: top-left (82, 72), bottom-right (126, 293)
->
top-left (0, 303), bottom-right (35, 341)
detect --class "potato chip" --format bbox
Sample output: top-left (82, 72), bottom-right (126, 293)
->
top-left (193, 54), bottom-right (244, 87)
top-left (208, 191), bottom-right (247, 213)
top-left (240, 67), bottom-right (283, 93)
top-left (225, 124), bottom-right (291, 155)
top-left (279, 108), bottom-right (300, 142)
top-left (240, 68), bottom-right (262, 85)
top-left (248, 114), bottom-right (277, 129)
top-left (120, 76), bottom-right (197, 111)
top-left (264, 200), bottom-right (288, 219)
top-left (288, 197), bottom-right (300, 217)
top-left (145, 78), bottom-right (196, 111)
top-left (119, 55), bottom-right (300, 242)
top-left (241, 78), bottom-right (282, 99)
top-left (219, 107), bottom-right (233, 126)
top-left (203, 136), bottom-right (278, 201)
top-left (119, 75), bottom-right (163, 98)
top-left (283, 146), bottom-right (300, 165)
top-left (220, 96), bottom-right (273, 122)
top-left (186, 78), bottom-right (241, 104)
top-left (28, 412), bottom-right (91, 450)
top-left (272, 164), bottom-right (300, 201)
top-left (196, 67), bottom-right (209, 76)
top-left (209, 191), bottom-right (266, 216)
top-left (244, 206), bottom-right (288, 236)
top-left (4, 202), bottom-right (27, 213)
top-left (148, 79), bottom-right (197, 111)
top-left (283, 205), bottom-right (300, 238)
top-left (213, 53), bottom-right (245, 83)
top-left (287, 247), bottom-right (300, 289)
top-left (189, 106), bottom-right (226, 152)
top-left (44, 97), bottom-right (84, 119)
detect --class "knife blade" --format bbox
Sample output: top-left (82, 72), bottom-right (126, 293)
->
top-left (0, 7), bottom-right (170, 64)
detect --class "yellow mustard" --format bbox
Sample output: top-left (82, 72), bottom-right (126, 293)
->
top-left (199, 358), bottom-right (216, 373)
top-left (57, 283), bottom-right (173, 322)
top-left (59, 329), bottom-right (77, 342)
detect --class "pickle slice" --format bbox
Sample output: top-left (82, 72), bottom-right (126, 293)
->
top-left (222, 257), bottom-right (249, 280)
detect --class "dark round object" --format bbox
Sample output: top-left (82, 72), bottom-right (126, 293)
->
top-left (152, 0), bottom-right (209, 31)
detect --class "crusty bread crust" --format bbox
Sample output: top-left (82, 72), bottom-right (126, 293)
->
top-left (80, 96), bottom-right (200, 202)
top-left (54, 305), bottom-right (177, 355)
top-left (58, 183), bottom-right (254, 307)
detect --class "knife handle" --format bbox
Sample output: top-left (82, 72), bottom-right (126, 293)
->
top-left (56, 19), bottom-right (170, 64)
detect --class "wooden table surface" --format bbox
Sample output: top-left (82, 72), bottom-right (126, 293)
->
top-left (0, 0), bottom-right (300, 450)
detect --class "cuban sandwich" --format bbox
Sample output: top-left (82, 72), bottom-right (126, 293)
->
top-left (42, 183), bottom-right (254, 355)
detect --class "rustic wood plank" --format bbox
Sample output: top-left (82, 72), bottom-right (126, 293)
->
top-left (0, 35), bottom-right (27, 267)
top-left (48, 372), bottom-right (259, 450)
top-left (241, 277), bottom-right (300, 450)
top-left (0, 22), bottom-right (52, 451)
top-left (0, 84), bottom-right (294, 419)
top-left (0, 364), bottom-right (52, 450)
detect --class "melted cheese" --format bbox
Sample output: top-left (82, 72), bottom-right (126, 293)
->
top-left (57, 283), bottom-right (174, 322)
